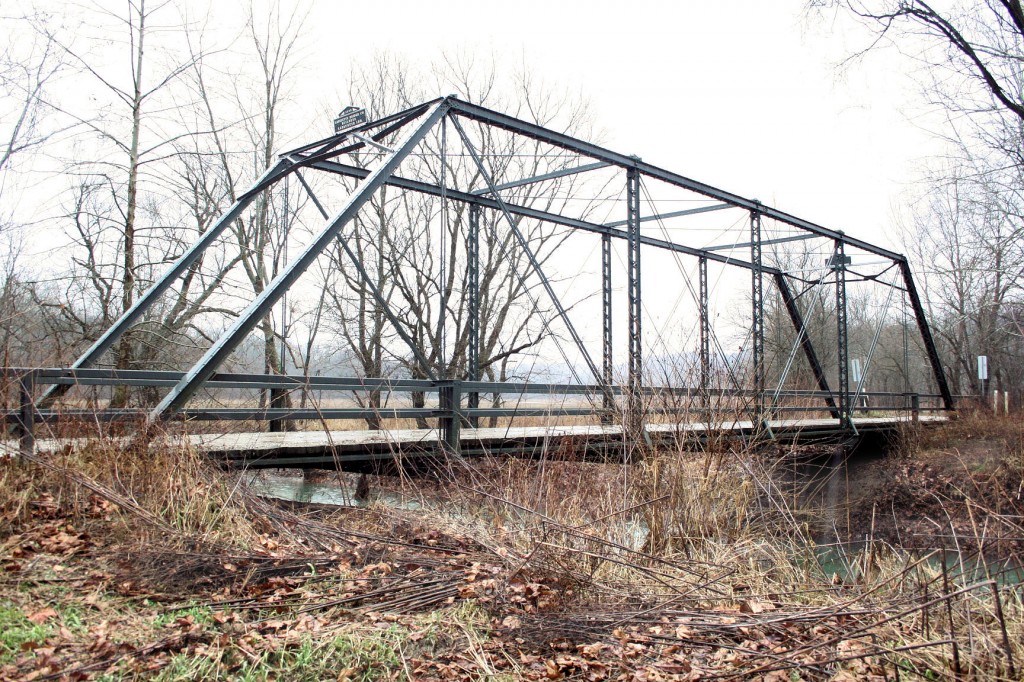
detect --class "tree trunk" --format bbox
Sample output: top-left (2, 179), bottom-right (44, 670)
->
top-left (111, 0), bottom-right (147, 409)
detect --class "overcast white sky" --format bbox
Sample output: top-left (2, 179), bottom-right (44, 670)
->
top-left (4, 0), bottom-right (943, 257)
top-left (302, 0), bottom-right (942, 253)
top-left (0, 0), bottom-right (953, 380)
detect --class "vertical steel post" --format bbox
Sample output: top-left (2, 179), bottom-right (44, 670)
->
top-left (270, 174), bottom-right (291, 434)
top-left (601, 232), bottom-right (614, 419)
top-left (750, 208), bottom-right (765, 420)
top-left (834, 239), bottom-right (851, 428)
top-left (699, 256), bottom-right (711, 414)
top-left (467, 204), bottom-right (481, 428)
top-left (626, 168), bottom-right (642, 425)
top-left (18, 370), bottom-right (35, 457)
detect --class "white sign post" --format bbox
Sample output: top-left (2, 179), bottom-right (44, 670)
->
top-left (978, 355), bottom-right (989, 404)
top-left (851, 358), bottom-right (868, 409)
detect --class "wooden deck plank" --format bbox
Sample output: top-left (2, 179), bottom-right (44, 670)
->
top-left (2, 415), bottom-right (947, 464)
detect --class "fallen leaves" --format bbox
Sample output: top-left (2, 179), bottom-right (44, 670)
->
top-left (0, 483), bottom-right (998, 682)
top-left (26, 608), bottom-right (57, 625)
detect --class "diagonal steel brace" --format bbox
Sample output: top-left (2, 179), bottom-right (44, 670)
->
top-left (449, 114), bottom-right (603, 385)
top-left (39, 159), bottom-right (296, 407)
top-left (150, 100), bottom-right (449, 418)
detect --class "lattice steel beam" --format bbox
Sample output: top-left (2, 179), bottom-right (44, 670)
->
top-left (627, 168), bottom-right (642, 409)
top-left (834, 239), bottom-right (851, 427)
top-left (467, 204), bottom-right (481, 427)
top-left (751, 208), bottom-right (765, 418)
top-left (699, 256), bottom-right (710, 411)
top-left (602, 232), bottom-right (614, 414)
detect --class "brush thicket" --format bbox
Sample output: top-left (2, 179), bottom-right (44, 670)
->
top-left (0, 423), bottom-right (257, 546)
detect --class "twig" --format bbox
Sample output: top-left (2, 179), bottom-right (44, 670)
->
top-left (988, 579), bottom-right (1017, 679)
top-left (942, 551), bottom-right (963, 679)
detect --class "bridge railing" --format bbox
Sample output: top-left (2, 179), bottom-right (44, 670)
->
top-left (3, 367), bottom-right (954, 456)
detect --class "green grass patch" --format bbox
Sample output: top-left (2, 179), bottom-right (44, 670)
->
top-left (152, 604), bottom-right (215, 629)
top-left (149, 626), bottom-right (408, 682)
top-left (0, 604), bottom-right (53, 664)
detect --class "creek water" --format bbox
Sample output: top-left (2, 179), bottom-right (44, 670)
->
top-left (782, 445), bottom-right (1024, 586)
top-left (248, 470), bottom-right (1019, 585)
top-left (814, 541), bottom-right (1024, 586)
top-left (246, 472), bottom-right (423, 510)
top-left (246, 471), bottom-right (651, 551)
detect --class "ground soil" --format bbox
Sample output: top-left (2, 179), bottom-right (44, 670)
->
top-left (1, 415), bottom-right (1022, 680)
top-left (843, 416), bottom-right (1024, 557)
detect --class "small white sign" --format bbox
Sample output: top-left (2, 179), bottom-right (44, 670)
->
top-left (978, 355), bottom-right (989, 381)
top-left (851, 358), bottom-right (862, 383)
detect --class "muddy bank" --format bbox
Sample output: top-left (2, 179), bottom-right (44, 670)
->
top-left (841, 418), bottom-right (1023, 555)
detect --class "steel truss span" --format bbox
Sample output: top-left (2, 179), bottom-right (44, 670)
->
top-left (13, 96), bottom-right (954, 455)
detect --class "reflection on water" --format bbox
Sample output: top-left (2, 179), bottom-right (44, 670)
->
top-left (246, 472), bottom-right (651, 551)
top-left (248, 474), bottom-right (1019, 584)
top-left (816, 544), bottom-right (1024, 587)
top-left (246, 473), bottom-right (422, 510)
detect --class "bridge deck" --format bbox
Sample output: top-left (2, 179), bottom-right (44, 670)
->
top-left (3, 415), bottom-right (945, 468)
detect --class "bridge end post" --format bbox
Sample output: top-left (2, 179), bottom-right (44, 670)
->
top-left (268, 385), bottom-right (287, 433)
top-left (17, 370), bottom-right (36, 457)
top-left (438, 380), bottom-right (462, 456)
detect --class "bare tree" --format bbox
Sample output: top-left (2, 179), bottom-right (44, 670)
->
top-left (811, 0), bottom-right (1024, 397)
top-left (232, 3), bottom-right (307, 408)
top-left (316, 54), bottom-right (607, 427)
top-left (899, 157), bottom-right (1024, 393)
top-left (810, 1), bottom-right (1024, 122)
top-left (0, 25), bottom-right (63, 182)
top-left (188, 3), bottom-right (309, 415)
top-left (20, 0), bottom-right (212, 404)
top-left (0, 15), bottom-right (71, 374)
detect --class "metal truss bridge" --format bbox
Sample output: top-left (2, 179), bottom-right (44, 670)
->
top-left (3, 97), bottom-right (955, 466)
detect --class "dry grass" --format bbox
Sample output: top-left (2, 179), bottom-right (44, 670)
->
top-left (400, 409), bottom-right (1024, 679)
top-left (0, 426), bottom-right (258, 547)
top-left (1, 408), bottom-right (1022, 679)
